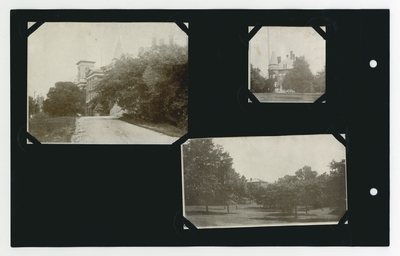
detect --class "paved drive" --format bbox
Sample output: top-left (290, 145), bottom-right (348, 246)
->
top-left (71, 116), bottom-right (179, 144)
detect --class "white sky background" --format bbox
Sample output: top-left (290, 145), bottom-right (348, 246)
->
top-left (212, 135), bottom-right (345, 183)
top-left (28, 22), bottom-right (188, 98)
top-left (250, 26), bottom-right (326, 77)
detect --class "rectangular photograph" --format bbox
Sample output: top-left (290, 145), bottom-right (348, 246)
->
top-left (182, 135), bottom-right (346, 229)
top-left (28, 22), bottom-right (188, 144)
top-left (249, 26), bottom-right (326, 103)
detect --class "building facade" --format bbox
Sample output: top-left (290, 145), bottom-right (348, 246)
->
top-left (268, 50), bottom-right (297, 92)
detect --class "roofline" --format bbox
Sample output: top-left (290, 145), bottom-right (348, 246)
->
top-left (76, 60), bottom-right (96, 65)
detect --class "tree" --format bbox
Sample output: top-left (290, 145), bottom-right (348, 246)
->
top-left (95, 44), bottom-right (188, 130)
top-left (43, 82), bottom-right (85, 116)
top-left (295, 166), bottom-right (319, 214)
top-left (250, 65), bottom-right (275, 93)
top-left (327, 159), bottom-right (346, 212)
top-left (29, 96), bottom-right (39, 116)
top-left (282, 56), bottom-right (315, 93)
top-left (313, 67), bottom-right (326, 93)
top-left (182, 139), bottom-right (245, 212)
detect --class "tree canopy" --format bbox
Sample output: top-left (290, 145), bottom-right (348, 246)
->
top-left (94, 44), bottom-right (188, 129)
top-left (250, 64), bottom-right (275, 93)
top-left (43, 82), bottom-right (85, 116)
top-left (182, 139), bottom-right (247, 212)
top-left (282, 56), bottom-right (315, 93)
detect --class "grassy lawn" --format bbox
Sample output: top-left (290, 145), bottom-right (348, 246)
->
top-left (28, 115), bottom-right (77, 143)
top-left (253, 92), bottom-right (324, 103)
top-left (119, 116), bottom-right (186, 138)
top-left (185, 202), bottom-right (343, 228)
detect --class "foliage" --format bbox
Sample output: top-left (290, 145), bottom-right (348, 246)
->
top-left (259, 160), bottom-right (346, 218)
top-left (43, 82), bottom-right (85, 116)
top-left (29, 96), bottom-right (39, 116)
top-left (250, 65), bottom-right (275, 93)
top-left (282, 56), bottom-right (315, 93)
top-left (313, 67), bottom-right (326, 93)
top-left (95, 44), bottom-right (188, 130)
top-left (182, 139), bottom-right (247, 212)
top-left (28, 115), bottom-right (76, 142)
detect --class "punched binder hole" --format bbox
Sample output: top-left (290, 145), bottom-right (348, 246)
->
top-left (370, 188), bottom-right (378, 196)
top-left (370, 60), bottom-right (377, 68)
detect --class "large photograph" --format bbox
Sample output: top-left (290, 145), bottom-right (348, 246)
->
top-left (28, 22), bottom-right (188, 144)
top-left (182, 135), bottom-right (346, 229)
top-left (249, 26), bottom-right (326, 103)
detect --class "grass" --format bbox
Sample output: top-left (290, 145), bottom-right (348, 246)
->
top-left (253, 92), bottom-right (324, 103)
top-left (119, 116), bottom-right (186, 138)
top-left (185, 203), bottom-right (344, 228)
top-left (28, 114), bottom-right (77, 143)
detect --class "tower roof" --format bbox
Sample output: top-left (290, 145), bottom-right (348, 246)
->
top-left (269, 51), bottom-right (278, 66)
top-left (113, 38), bottom-right (124, 60)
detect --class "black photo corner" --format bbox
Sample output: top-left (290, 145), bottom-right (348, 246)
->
top-left (11, 10), bottom-right (389, 246)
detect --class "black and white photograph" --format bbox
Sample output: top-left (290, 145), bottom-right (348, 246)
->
top-left (28, 22), bottom-right (188, 144)
top-left (249, 26), bottom-right (326, 103)
top-left (182, 135), bottom-right (346, 229)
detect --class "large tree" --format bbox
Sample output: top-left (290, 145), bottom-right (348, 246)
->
top-left (95, 44), bottom-right (188, 129)
top-left (43, 82), bottom-right (85, 116)
top-left (282, 56), bottom-right (315, 93)
top-left (182, 139), bottom-right (245, 212)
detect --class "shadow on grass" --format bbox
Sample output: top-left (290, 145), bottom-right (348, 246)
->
top-left (251, 216), bottom-right (340, 223)
top-left (186, 210), bottom-right (237, 216)
top-left (267, 212), bottom-right (317, 217)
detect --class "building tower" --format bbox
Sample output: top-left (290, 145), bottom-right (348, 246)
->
top-left (268, 51), bottom-right (279, 79)
top-left (76, 60), bottom-right (96, 90)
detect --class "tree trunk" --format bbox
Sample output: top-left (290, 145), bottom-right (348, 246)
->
top-left (206, 205), bottom-right (209, 212)
top-left (294, 205), bottom-right (298, 219)
top-left (227, 204), bottom-right (230, 213)
top-left (305, 204), bottom-right (308, 214)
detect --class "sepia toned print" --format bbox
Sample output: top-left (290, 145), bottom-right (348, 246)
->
top-left (28, 22), bottom-right (188, 144)
top-left (249, 26), bottom-right (326, 103)
top-left (182, 135), bottom-right (346, 229)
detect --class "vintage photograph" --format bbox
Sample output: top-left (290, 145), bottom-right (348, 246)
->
top-left (28, 22), bottom-right (188, 144)
top-left (249, 26), bottom-right (326, 103)
top-left (182, 135), bottom-right (346, 229)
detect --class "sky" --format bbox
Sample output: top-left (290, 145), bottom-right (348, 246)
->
top-left (28, 22), bottom-right (188, 98)
top-left (250, 26), bottom-right (326, 77)
top-left (211, 134), bottom-right (345, 183)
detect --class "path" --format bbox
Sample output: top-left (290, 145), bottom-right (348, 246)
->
top-left (71, 116), bottom-right (179, 144)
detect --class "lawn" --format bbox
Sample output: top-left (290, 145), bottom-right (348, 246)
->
top-left (28, 115), bottom-right (77, 143)
top-left (184, 202), bottom-right (344, 229)
top-left (253, 92), bottom-right (324, 103)
top-left (119, 116), bottom-right (186, 138)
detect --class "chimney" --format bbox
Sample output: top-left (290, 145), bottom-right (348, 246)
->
top-left (277, 56), bottom-right (281, 64)
top-left (152, 37), bottom-right (156, 47)
top-left (290, 50), bottom-right (293, 59)
top-left (169, 34), bottom-right (174, 45)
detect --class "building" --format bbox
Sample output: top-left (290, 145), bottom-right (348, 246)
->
top-left (247, 178), bottom-right (268, 188)
top-left (268, 50), bottom-right (297, 92)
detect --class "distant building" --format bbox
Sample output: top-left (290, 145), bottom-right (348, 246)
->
top-left (247, 178), bottom-right (268, 188)
top-left (268, 50), bottom-right (297, 92)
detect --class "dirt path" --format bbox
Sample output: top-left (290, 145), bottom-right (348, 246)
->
top-left (71, 116), bottom-right (179, 144)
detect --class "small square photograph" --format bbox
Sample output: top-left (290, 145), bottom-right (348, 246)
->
top-left (249, 26), bottom-right (326, 103)
top-left (28, 22), bottom-right (188, 144)
top-left (182, 135), bottom-right (346, 229)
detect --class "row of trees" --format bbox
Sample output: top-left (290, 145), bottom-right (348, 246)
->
top-left (183, 138), bottom-right (346, 217)
top-left (249, 160), bottom-right (346, 218)
top-left (251, 56), bottom-right (325, 94)
top-left (94, 44), bottom-right (188, 130)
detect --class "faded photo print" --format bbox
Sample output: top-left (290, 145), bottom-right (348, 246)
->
top-left (28, 22), bottom-right (188, 144)
top-left (182, 135), bottom-right (346, 229)
top-left (249, 26), bottom-right (326, 103)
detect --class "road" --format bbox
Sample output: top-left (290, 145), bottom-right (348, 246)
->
top-left (71, 116), bottom-right (179, 144)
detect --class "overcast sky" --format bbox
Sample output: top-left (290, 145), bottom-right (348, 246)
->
top-left (28, 22), bottom-right (187, 98)
top-left (250, 26), bottom-right (326, 77)
top-left (211, 135), bottom-right (345, 183)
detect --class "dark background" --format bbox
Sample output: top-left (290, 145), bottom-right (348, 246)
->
top-left (10, 10), bottom-right (389, 246)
